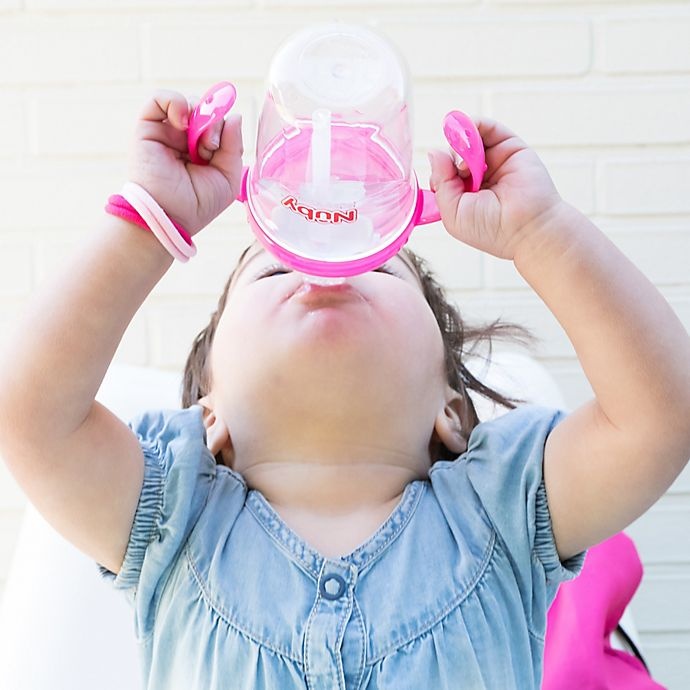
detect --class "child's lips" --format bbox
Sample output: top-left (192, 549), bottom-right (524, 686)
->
top-left (290, 281), bottom-right (365, 307)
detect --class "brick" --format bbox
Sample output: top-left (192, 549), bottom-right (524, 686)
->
top-left (148, 17), bottom-right (589, 82)
top-left (632, 571), bottom-right (690, 632)
top-left (487, 0), bottom-right (681, 4)
top-left (263, 0), bottom-right (471, 5)
top-left (381, 19), bottom-right (591, 78)
top-left (540, 157), bottom-right (596, 215)
top-left (601, 16), bottom-right (690, 74)
top-left (30, 83), bottom-right (255, 157)
top-left (627, 498), bottom-right (690, 565)
top-left (0, 160), bottom-right (127, 230)
top-left (31, 88), bottom-right (145, 157)
top-left (0, 242), bottom-right (33, 296)
top-left (28, 0), bottom-right (250, 7)
top-left (413, 86), bottom-right (482, 151)
top-left (32, 231), bottom-right (91, 285)
top-left (600, 224), bottom-right (690, 286)
top-left (490, 87), bottom-right (690, 147)
top-left (637, 638), bottom-right (690, 690)
top-left (0, 95), bottom-right (24, 156)
top-left (0, 17), bottom-right (139, 85)
top-left (600, 157), bottom-right (690, 215)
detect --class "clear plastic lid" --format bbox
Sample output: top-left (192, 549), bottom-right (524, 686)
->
top-left (246, 23), bottom-right (417, 274)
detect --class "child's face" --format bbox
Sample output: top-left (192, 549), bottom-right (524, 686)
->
top-left (202, 244), bottom-right (463, 473)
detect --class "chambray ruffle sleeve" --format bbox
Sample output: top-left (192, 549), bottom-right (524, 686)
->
top-left (96, 405), bottom-right (217, 638)
top-left (430, 405), bottom-right (586, 638)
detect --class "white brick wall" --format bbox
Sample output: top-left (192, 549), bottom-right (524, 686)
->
top-left (0, 2), bottom-right (689, 687)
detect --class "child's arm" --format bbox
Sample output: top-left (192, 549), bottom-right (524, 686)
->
top-left (429, 121), bottom-right (690, 561)
top-left (0, 91), bottom-right (242, 574)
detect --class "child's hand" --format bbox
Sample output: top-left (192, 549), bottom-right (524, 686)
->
top-left (127, 90), bottom-right (243, 235)
top-left (428, 118), bottom-right (563, 261)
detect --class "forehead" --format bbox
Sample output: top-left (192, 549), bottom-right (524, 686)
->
top-left (234, 243), bottom-right (422, 287)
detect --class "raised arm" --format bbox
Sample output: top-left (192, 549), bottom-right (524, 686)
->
top-left (429, 120), bottom-right (690, 561)
top-left (515, 201), bottom-right (690, 560)
top-left (0, 220), bottom-right (173, 573)
top-left (0, 91), bottom-right (242, 573)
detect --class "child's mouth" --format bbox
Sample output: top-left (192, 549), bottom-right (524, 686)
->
top-left (290, 281), bottom-right (364, 308)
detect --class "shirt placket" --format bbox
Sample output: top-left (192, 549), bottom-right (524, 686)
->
top-left (304, 559), bottom-right (359, 690)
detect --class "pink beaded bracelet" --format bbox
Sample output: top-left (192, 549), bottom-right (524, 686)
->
top-left (105, 183), bottom-right (196, 262)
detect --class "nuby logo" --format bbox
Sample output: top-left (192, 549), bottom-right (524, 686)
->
top-left (281, 196), bottom-right (358, 224)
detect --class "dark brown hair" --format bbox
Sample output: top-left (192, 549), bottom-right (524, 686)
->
top-left (182, 244), bottom-right (532, 463)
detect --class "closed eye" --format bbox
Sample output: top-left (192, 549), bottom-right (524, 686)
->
top-left (254, 264), bottom-right (292, 279)
top-left (374, 265), bottom-right (404, 279)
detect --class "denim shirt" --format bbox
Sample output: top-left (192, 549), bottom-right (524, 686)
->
top-left (98, 404), bottom-right (586, 690)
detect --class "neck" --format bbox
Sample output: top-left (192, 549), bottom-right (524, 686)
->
top-left (240, 457), bottom-right (422, 515)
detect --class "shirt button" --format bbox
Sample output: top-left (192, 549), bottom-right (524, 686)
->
top-left (320, 573), bottom-right (347, 600)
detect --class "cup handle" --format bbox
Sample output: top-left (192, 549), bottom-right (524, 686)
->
top-left (442, 111), bottom-right (487, 193)
top-left (415, 189), bottom-right (441, 226)
top-left (187, 81), bottom-right (237, 166)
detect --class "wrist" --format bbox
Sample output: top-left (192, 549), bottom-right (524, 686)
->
top-left (101, 214), bottom-right (175, 277)
top-left (512, 200), bottom-right (587, 276)
top-left (105, 183), bottom-right (197, 263)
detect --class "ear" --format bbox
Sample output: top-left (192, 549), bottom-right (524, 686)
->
top-left (429, 386), bottom-right (467, 460)
top-left (197, 395), bottom-right (235, 467)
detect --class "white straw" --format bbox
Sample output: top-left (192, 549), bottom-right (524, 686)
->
top-left (311, 108), bottom-right (332, 191)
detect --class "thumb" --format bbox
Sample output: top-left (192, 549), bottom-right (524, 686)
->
top-left (210, 113), bottom-right (244, 200)
top-left (428, 149), bottom-right (466, 221)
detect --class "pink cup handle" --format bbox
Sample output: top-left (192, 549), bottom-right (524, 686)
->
top-left (187, 81), bottom-right (237, 165)
top-left (415, 189), bottom-right (441, 225)
top-left (442, 111), bottom-right (487, 193)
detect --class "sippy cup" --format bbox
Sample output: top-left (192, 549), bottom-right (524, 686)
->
top-left (187, 23), bottom-right (487, 279)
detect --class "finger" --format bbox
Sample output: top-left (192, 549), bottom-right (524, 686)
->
top-left (472, 117), bottom-right (531, 181)
top-left (473, 117), bottom-right (522, 150)
top-left (208, 113), bottom-right (244, 197)
top-left (138, 90), bottom-right (191, 130)
top-left (428, 148), bottom-right (466, 216)
top-left (195, 116), bottom-right (225, 162)
top-left (136, 119), bottom-right (189, 152)
top-left (450, 150), bottom-right (471, 179)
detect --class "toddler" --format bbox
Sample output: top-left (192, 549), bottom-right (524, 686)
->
top-left (0, 89), bottom-right (689, 690)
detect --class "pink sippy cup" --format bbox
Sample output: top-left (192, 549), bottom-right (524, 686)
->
top-left (187, 23), bottom-right (487, 279)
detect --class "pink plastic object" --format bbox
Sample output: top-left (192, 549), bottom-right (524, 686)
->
top-left (120, 182), bottom-right (197, 262)
top-left (543, 533), bottom-right (665, 690)
top-left (106, 194), bottom-right (193, 246)
top-left (187, 82), bottom-right (237, 165)
top-left (442, 111), bottom-right (488, 194)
